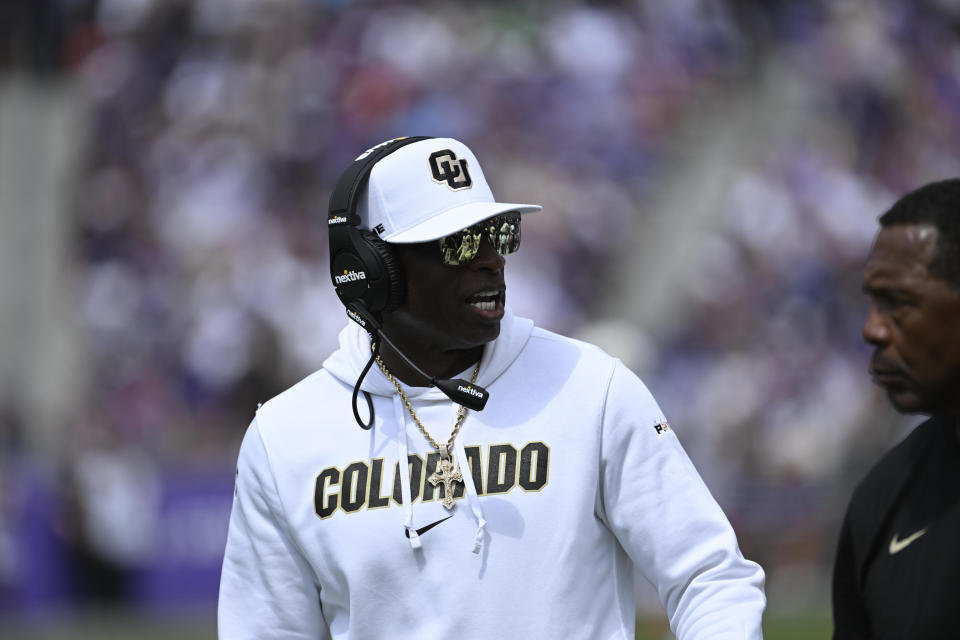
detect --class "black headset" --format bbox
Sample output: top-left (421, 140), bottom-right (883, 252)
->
top-left (327, 136), bottom-right (433, 319)
top-left (327, 136), bottom-right (489, 428)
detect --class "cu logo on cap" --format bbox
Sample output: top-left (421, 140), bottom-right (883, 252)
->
top-left (429, 150), bottom-right (472, 191)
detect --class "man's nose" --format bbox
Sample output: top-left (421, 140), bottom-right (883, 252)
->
top-left (862, 305), bottom-right (890, 346)
top-left (469, 236), bottom-right (505, 270)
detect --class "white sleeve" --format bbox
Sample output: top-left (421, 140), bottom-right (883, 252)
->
top-left (218, 418), bottom-right (330, 640)
top-left (598, 361), bottom-right (766, 640)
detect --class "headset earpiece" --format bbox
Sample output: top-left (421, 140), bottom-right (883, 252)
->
top-left (341, 229), bottom-right (405, 313)
top-left (329, 136), bottom-right (494, 429)
top-left (327, 136), bottom-right (432, 316)
top-left (360, 231), bottom-right (406, 313)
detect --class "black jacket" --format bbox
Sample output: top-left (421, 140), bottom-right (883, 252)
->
top-left (832, 415), bottom-right (960, 639)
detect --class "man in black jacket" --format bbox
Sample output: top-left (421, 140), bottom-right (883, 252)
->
top-left (832, 178), bottom-right (960, 639)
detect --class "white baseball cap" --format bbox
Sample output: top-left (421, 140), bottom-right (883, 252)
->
top-left (357, 137), bottom-right (541, 243)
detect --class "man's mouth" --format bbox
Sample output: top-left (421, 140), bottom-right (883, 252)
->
top-left (870, 370), bottom-right (902, 384)
top-left (466, 289), bottom-right (503, 312)
top-left (869, 363), bottom-right (908, 388)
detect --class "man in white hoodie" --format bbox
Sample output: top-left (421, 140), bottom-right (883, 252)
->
top-left (218, 137), bottom-right (766, 639)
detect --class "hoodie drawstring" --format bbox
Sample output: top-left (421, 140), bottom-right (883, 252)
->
top-left (393, 378), bottom-right (487, 554)
top-left (393, 395), bottom-right (421, 550)
top-left (394, 394), bottom-right (487, 554)
top-left (454, 438), bottom-right (487, 554)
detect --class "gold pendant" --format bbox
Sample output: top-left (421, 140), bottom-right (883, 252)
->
top-left (429, 445), bottom-right (463, 510)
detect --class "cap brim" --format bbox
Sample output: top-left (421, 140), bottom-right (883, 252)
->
top-left (382, 202), bottom-right (542, 244)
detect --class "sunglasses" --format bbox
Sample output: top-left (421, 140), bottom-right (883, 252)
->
top-left (438, 213), bottom-right (522, 266)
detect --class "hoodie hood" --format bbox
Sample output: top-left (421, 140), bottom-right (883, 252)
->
top-left (323, 306), bottom-right (534, 400)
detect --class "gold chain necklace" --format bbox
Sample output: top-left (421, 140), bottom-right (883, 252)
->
top-left (375, 354), bottom-right (481, 509)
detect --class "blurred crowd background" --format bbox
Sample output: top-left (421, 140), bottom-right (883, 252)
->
top-left (2, 0), bottom-right (959, 634)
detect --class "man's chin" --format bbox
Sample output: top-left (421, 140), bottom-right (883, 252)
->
top-left (454, 316), bottom-right (501, 351)
top-left (468, 321), bottom-right (501, 347)
top-left (886, 388), bottom-right (934, 415)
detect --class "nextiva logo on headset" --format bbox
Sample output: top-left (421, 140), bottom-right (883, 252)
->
top-left (334, 269), bottom-right (367, 285)
top-left (334, 269), bottom-right (366, 283)
top-left (326, 136), bottom-right (432, 315)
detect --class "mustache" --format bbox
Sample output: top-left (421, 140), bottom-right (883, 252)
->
top-left (869, 352), bottom-right (897, 372)
top-left (870, 352), bottom-right (887, 366)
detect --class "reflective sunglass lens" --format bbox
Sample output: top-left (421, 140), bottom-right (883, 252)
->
top-left (438, 214), bottom-right (521, 266)
top-left (440, 232), bottom-right (481, 266)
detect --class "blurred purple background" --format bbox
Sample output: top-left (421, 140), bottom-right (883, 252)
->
top-left (1, 0), bottom-right (958, 627)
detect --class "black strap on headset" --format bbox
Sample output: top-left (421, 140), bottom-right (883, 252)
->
top-left (328, 136), bottom-right (433, 430)
top-left (328, 136), bottom-right (434, 225)
top-left (327, 136), bottom-right (434, 314)
top-left (351, 338), bottom-right (380, 430)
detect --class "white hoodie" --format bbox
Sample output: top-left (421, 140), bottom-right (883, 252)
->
top-left (218, 308), bottom-right (766, 639)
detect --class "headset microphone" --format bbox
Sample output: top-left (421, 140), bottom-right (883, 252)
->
top-left (345, 302), bottom-right (489, 412)
top-left (330, 137), bottom-right (493, 430)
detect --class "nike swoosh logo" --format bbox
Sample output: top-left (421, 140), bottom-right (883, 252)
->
top-left (405, 515), bottom-right (454, 538)
top-left (889, 528), bottom-right (927, 555)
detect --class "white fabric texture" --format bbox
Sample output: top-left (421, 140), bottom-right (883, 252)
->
top-left (218, 308), bottom-right (766, 639)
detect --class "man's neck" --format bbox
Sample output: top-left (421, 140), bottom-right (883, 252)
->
top-left (376, 340), bottom-right (483, 387)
